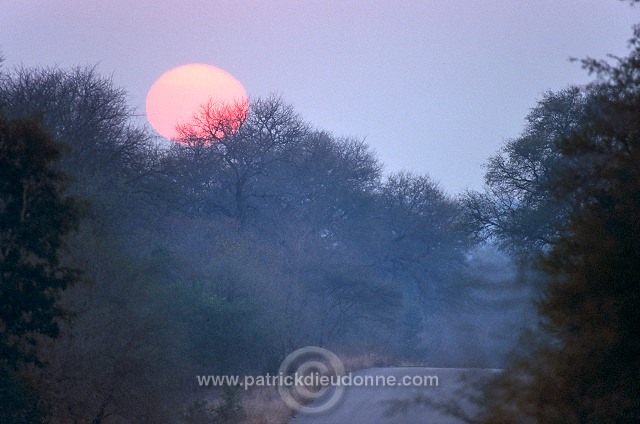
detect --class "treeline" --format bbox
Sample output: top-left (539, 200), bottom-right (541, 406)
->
top-left (4, 21), bottom-right (638, 423)
top-left (464, 25), bottom-right (640, 423)
top-left (0, 61), bottom-right (530, 423)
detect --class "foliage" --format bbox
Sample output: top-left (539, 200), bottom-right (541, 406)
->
top-left (180, 399), bottom-right (217, 424)
top-left (377, 171), bottom-right (471, 298)
top-left (171, 95), bottom-right (309, 221)
top-left (0, 65), bottom-right (160, 233)
top-left (214, 385), bottom-right (245, 424)
top-left (0, 115), bottom-right (80, 366)
top-left (179, 388), bottom-right (244, 424)
top-left (482, 24), bottom-right (640, 423)
top-left (0, 115), bottom-right (82, 423)
top-left (0, 59), bottom-right (485, 422)
top-left (0, 364), bottom-right (44, 424)
top-left (463, 87), bottom-right (595, 260)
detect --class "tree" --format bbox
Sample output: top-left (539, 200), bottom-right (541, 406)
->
top-left (0, 115), bottom-right (81, 422)
top-left (273, 131), bottom-right (382, 243)
top-left (482, 24), bottom-right (640, 423)
top-left (0, 65), bottom-right (160, 231)
top-left (171, 95), bottom-right (308, 222)
top-left (375, 172), bottom-right (470, 298)
top-left (463, 87), bottom-right (595, 259)
top-left (0, 115), bottom-right (80, 366)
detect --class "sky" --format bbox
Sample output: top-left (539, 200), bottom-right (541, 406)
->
top-left (1, 1), bottom-right (638, 194)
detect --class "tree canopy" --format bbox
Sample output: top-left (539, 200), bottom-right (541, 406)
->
top-left (481, 24), bottom-right (640, 423)
top-left (0, 115), bottom-right (81, 422)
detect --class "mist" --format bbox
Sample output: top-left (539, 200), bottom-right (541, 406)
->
top-left (2, 14), bottom-right (640, 423)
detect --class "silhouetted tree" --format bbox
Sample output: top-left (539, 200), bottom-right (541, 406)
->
top-left (172, 95), bottom-right (308, 221)
top-left (0, 115), bottom-right (81, 422)
top-left (463, 87), bottom-right (596, 259)
top-left (0, 115), bottom-right (80, 366)
top-left (0, 65), bottom-right (160, 232)
top-left (376, 172), bottom-right (470, 298)
top-left (482, 24), bottom-right (640, 423)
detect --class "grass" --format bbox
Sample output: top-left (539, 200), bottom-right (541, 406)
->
top-left (237, 351), bottom-right (393, 424)
top-left (241, 386), bottom-right (294, 424)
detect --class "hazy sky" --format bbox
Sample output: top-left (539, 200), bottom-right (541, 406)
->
top-left (2, 1), bottom-right (638, 193)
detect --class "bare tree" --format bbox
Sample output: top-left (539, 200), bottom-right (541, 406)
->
top-left (170, 95), bottom-right (309, 221)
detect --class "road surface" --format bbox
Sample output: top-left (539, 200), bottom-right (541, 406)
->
top-left (289, 367), bottom-right (500, 424)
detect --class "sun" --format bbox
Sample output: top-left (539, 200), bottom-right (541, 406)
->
top-left (145, 64), bottom-right (247, 140)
